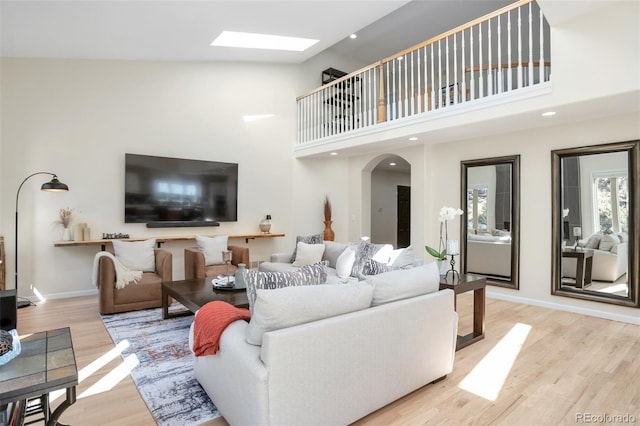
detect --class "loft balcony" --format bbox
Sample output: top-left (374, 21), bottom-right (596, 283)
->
top-left (295, 0), bottom-right (551, 153)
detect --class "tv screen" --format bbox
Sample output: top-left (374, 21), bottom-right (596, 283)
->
top-left (125, 153), bottom-right (238, 225)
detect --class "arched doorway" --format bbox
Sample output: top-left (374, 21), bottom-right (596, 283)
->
top-left (369, 155), bottom-right (412, 248)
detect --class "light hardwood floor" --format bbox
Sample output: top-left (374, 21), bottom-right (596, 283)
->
top-left (15, 294), bottom-right (639, 425)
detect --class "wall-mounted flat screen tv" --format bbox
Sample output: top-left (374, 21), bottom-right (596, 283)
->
top-left (125, 153), bottom-right (238, 227)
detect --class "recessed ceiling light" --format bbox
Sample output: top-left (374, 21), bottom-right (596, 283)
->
top-left (211, 31), bottom-right (318, 52)
top-left (389, 162), bottom-right (397, 166)
top-left (330, 152), bottom-right (338, 156)
top-left (349, 34), bottom-right (357, 39)
top-left (408, 137), bottom-right (418, 141)
top-left (541, 111), bottom-right (556, 117)
top-left (242, 114), bottom-right (274, 122)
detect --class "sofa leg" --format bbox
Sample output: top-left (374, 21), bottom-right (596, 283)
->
top-left (431, 375), bottom-right (447, 384)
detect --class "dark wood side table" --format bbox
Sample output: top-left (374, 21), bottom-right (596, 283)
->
top-left (0, 327), bottom-right (78, 426)
top-left (439, 274), bottom-right (487, 351)
top-left (562, 248), bottom-right (594, 288)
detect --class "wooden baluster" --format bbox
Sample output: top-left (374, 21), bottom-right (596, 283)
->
top-left (430, 44), bottom-right (435, 110)
top-left (437, 40), bottom-right (442, 108)
top-left (479, 22), bottom-right (484, 98)
top-left (507, 10), bottom-right (512, 91)
top-left (528, 3), bottom-right (534, 87)
top-left (487, 19), bottom-right (493, 96)
top-left (497, 14), bottom-right (502, 94)
top-left (517, 6), bottom-right (523, 89)
top-left (470, 25), bottom-right (475, 101)
top-left (453, 34), bottom-right (458, 104)
top-left (403, 54), bottom-right (408, 117)
top-left (410, 50), bottom-right (415, 116)
top-left (539, 6), bottom-right (545, 83)
top-left (416, 47), bottom-right (422, 113)
top-left (445, 37), bottom-right (450, 106)
top-left (377, 61), bottom-right (386, 123)
top-left (461, 30), bottom-right (466, 104)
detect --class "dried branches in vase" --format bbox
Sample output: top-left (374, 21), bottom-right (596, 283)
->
top-left (56, 207), bottom-right (74, 229)
top-left (323, 196), bottom-right (335, 241)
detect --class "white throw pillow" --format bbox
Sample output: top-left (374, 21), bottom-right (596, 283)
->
top-left (335, 245), bottom-right (357, 279)
top-left (195, 235), bottom-right (229, 266)
top-left (366, 262), bottom-right (440, 307)
top-left (388, 245), bottom-right (414, 269)
top-left (245, 282), bottom-right (374, 345)
top-left (112, 238), bottom-right (156, 272)
top-left (599, 233), bottom-right (620, 251)
top-left (291, 242), bottom-right (326, 267)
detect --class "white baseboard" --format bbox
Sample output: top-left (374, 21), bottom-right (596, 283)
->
top-left (486, 290), bottom-right (640, 325)
top-left (32, 288), bottom-right (99, 301)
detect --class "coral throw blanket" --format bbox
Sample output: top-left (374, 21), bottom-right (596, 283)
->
top-left (193, 301), bottom-right (251, 356)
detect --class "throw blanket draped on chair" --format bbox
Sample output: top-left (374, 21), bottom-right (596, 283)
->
top-left (92, 251), bottom-right (143, 289)
top-left (193, 301), bottom-right (251, 356)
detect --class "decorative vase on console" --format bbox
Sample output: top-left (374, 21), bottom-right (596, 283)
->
top-left (259, 215), bottom-right (272, 234)
top-left (323, 196), bottom-right (335, 241)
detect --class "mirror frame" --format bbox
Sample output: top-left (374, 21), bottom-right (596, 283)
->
top-left (460, 155), bottom-right (520, 289)
top-left (551, 140), bottom-right (639, 308)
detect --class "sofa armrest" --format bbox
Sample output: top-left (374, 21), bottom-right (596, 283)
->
top-left (98, 256), bottom-right (116, 313)
top-left (189, 319), bottom-right (269, 425)
top-left (184, 247), bottom-right (205, 280)
top-left (154, 249), bottom-right (173, 282)
top-left (229, 245), bottom-right (250, 267)
top-left (270, 252), bottom-right (293, 263)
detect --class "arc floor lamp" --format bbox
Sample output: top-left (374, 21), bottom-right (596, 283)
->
top-left (15, 172), bottom-right (69, 309)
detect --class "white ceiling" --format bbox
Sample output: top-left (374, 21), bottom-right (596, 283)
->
top-left (0, 0), bottom-right (513, 65)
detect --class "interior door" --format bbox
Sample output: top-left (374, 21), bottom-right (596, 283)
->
top-left (397, 185), bottom-right (410, 248)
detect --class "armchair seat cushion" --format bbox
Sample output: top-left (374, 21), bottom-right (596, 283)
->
top-left (184, 245), bottom-right (250, 280)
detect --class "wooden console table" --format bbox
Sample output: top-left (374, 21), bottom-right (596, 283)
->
top-left (439, 273), bottom-right (487, 351)
top-left (54, 233), bottom-right (285, 250)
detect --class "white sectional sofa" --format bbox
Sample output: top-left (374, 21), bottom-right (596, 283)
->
top-left (188, 263), bottom-right (457, 426)
top-left (563, 242), bottom-right (628, 282)
top-left (466, 233), bottom-right (512, 278)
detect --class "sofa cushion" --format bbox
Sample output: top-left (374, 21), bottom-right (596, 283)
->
top-left (244, 262), bottom-right (327, 312)
top-left (290, 233), bottom-right (323, 263)
top-left (389, 245), bottom-right (414, 269)
top-left (245, 282), bottom-right (374, 345)
top-left (112, 238), bottom-right (156, 272)
top-left (291, 242), bottom-right (325, 267)
top-left (351, 239), bottom-right (394, 279)
top-left (322, 241), bottom-right (349, 268)
top-left (195, 235), bottom-right (229, 266)
top-left (599, 233), bottom-right (620, 251)
top-left (367, 262), bottom-right (440, 307)
top-left (335, 245), bottom-right (356, 280)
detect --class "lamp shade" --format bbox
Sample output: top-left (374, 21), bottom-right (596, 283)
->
top-left (41, 176), bottom-right (69, 192)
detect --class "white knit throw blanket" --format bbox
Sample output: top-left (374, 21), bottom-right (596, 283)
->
top-left (92, 251), bottom-right (143, 289)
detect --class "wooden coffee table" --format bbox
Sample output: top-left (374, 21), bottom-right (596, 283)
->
top-left (162, 278), bottom-right (249, 320)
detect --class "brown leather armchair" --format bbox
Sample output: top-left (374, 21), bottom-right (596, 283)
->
top-left (184, 245), bottom-right (250, 280)
top-left (98, 249), bottom-right (173, 314)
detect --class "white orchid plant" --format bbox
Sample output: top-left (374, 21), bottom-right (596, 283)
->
top-left (425, 206), bottom-right (464, 261)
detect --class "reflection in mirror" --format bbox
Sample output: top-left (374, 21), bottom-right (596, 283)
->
top-left (461, 156), bottom-right (520, 289)
top-left (552, 141), bottom-right (639, 307)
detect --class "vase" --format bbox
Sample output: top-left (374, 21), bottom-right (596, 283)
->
top-left (437, 259), bottom-right (449, 276)
top-left (62, 227), bottom-right (72, 241)
top-left (259, 215), bottom-right (272, 234)
top-left (323, 220), bottom-right (335, 241)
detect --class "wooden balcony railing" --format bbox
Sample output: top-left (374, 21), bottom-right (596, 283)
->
top-left (296, 0), bottom-right (551, 144)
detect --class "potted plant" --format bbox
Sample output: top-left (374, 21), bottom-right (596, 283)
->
top-left (425, 206), bottom-right (463, 273)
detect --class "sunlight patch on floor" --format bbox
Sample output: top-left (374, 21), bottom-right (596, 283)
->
top-left (458, 322), bottom-right (531, 401)
top-left (78, 353), bottom-right (139, 399)
top-left (50, 340), bottom-right (130, 402)
top-left (596, 283), bottom-right (628, 294)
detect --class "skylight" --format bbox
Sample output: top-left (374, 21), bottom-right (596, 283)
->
top-left (211, 31), bottom-right (318, 52)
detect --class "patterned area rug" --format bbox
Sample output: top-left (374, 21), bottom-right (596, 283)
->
top-left (101, 307), bottom-right (220, 425)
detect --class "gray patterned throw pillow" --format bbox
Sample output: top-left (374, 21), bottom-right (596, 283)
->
top-left (351, 239), bottom-right (390, 279)
top-left (362, 259), bottom-right (392, 276)
top-left (244, 262), bottom-right (328, 312)
top-left (290, 233), bottom-right (324, 263)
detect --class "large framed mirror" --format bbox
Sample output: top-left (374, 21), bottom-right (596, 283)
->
top-left (461, 155), bottom-right (520, 289)
top-left (551, 140), bottom-right (639, 307)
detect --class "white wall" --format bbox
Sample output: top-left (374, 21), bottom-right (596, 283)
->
top-left (0, 58), bottom-right (305, 299)
top-left (370, 169), bottom-right (411, 246)
top-left (428, 112), bottom-right (639, 323)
